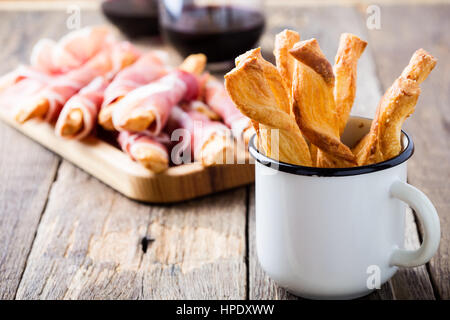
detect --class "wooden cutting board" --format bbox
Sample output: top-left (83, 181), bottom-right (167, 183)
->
top-left (0, 110), bottom-right (254, 203)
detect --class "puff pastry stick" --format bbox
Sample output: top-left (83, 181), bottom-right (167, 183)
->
top-left (290, 39), bottom-right (356, 163)
top-left (234, 48), bottom-right (294, 159)
top-left (354, 49), bottom-right (436, 165)
top-left (334, 33), bottom-right (367, 135)
top-left (167, 104), bottom-right (234, 166)
top-left (118, 131), bottom-right (169, 173)
top-left (55, 76), bottom-right (109, 139)
top-left (274, 29), bottom-right (300, 104)
top-left (235, 47), bottom-right (293, 157)
top-left (314, 34), bottom-right (367, 168)
top-left (178, 53), bottom-right (207, 75)
top-left (225, 49), bottom-right (312, 166)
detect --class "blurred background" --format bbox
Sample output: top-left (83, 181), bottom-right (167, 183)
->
top-left (2, 0), bottom-right (446, 115)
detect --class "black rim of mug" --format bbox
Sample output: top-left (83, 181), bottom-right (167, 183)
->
top-left (248, 127), bottom-right (414, 177)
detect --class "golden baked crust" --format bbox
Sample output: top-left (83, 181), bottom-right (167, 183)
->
top-left (316, 152), bottom-right (356, 168)
top-left (179, 53), bottom-right (207, 75)
top-left (235, 48), bottom-right (291, 114)
top-left (225, 49), bottom-right (312, 166)
top-left (334, 33), bottom-right (367, 135)
top-left (313, 34), bottom-right (367, 168)
top-left (274, 29), bottom-right (300, 104)
top-left (401, 48), bottom-right (437, 84)
top-left (290, 39), bottom-right (356, 163)
top-left (354, 77), bottom-right (421, 165)
top-left (354, 49), bottom-right (436, 165)
top-left (98, 100), bottom-right (117, 130)
top-left (134, 145), bottom-right (168, 173)
top-left (290, 39), bottom-right (335, 85)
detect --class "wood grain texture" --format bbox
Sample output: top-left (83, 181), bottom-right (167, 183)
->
top-left (248, 4), bottom-right (437, 300)
top-left (0, 11), bottom-right (66, 300)
top-left (15, 162), bottom-right (247, 299)
top-left (365, 4), bottom-right (450, 299)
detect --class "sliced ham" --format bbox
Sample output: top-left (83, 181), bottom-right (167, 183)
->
top-left (102, 51), bottom-right (168, 108)
top-left (118, 131), bottom-right (169, 173)
top-left (55, 76), bottom-right (110, 139)
top-left (168, 104), bottom-right (233, 165)
top-left (204, 77), bottom-right (254, 142)
top-left (0, 65), bottom-right (52, 94)
top-left (30, 39), bottom-right (60, 74)
top-left (0, 66), bottom-right (52, 117)
top-left (112, 70), bottom-right (199, 134)
top-left (15, 41), bottom-right (139, 123)
top-left (31, 26), bottom-right (114, 74)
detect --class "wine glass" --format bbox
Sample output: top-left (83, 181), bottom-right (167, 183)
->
top-left (158, 0), bottom-right (265, 71)
top-left (101, 0), bottom-right (160, 38)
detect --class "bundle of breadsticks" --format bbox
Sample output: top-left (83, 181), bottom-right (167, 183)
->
top-left (224, 30), bottom-right (436, 168)
top-left (0, 26), bottom-right (256, 173)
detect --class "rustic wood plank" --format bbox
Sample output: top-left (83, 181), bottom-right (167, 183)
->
top-left (15, 162), bottom-right (247, 299)
top-left (0, 12), bottom-right (70, 300)
top-left (0, 120), bottom-right (59, 300)
top-left (248, 4), bottom-right (435, 300)
top-left (365, 4), bottom-right (450, 299)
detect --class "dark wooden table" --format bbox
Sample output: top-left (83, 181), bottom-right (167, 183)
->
top-left (0, 1), bottom-right (448, 300)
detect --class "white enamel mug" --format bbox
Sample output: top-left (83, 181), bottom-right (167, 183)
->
top-left (248, 117), bottom-right (440, 300)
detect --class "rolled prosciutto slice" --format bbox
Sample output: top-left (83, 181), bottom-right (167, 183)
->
top-left (204, 77), bottom-right (255, 144)
top-left (0, 65), bottom-right (48, 92)
top-left (112, 70), bottom-right (199, 134)
top-left (98, 51), bottom-right (168, 130)
top-left (168, 104), bottom-right (234, 166)
top-left (15, 41), bottom-right (139, 123)
top-left (118, 131), bottom-right (169, 173)
top-left (0, 66), bottom-right (52, 113)
top-left (55, 76), bottom-right (109, 139)
top-left (30, 26), bottom-right (114, 74)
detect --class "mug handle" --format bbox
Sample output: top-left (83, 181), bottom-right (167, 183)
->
top-left (389, 180), bottom-right (440, 267)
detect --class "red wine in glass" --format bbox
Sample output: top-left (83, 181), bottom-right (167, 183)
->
top-left (101, 0), bottom-right (159, 38)
top-left (160, 4), bottom-right (265, 67)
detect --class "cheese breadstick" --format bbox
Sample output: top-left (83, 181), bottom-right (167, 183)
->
top-left (354, 49), bottom-right (436, 165)
top-left (334, 33), bottom-right (367, 135)
top-left (274, 29), bottom-right (300, 104)
top-left (315, 34), bottom-right (367, 167)
top-left (290, 39), bottom-right (356, 163)
top-left (225, 48), bottom-right (312, 166)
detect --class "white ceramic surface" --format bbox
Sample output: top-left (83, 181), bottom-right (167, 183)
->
top-left (251, 117), bottom-right (441, 299)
